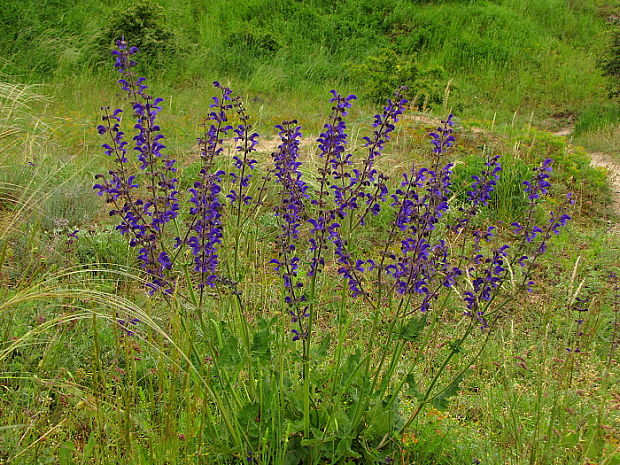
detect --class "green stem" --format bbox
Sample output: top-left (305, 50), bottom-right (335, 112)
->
top-left (397, 319), bottom-right (475, 436)
top-left (233, 292), bottom-right (256, 399)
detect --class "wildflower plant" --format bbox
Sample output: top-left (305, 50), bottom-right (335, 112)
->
top-left (93, 42), bottom-right (573, 463)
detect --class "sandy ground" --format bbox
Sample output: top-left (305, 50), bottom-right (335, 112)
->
top-left (224, 119), bottom-right (620, 233)
top-left (589, 151), bottom-right (620, 210)
top-left (554, 128), bottom-right (620, 234)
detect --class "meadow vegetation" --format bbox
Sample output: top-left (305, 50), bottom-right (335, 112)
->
top-left (0, 0), bottom-right (619, 464)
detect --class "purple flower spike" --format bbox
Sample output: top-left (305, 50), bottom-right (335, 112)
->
top-left (229, 92), bottom-right (260, 209)
top-left (463, 244), bottom-right (511, 328)
top-left (429, 114), bottom-right (456, 156)
top-left (523, 158), bottom-right (553, 200)
top-left (94, 41), bottom-right (180, 294)
top-left (270, 120), bottom-right (314, 338)
top-left (187, 169), bottom-right (225, 288)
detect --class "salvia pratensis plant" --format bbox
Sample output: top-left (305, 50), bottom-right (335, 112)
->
top-left (93, 41), bottom-right (573, 463)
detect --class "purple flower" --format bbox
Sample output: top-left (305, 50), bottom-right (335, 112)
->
top-left (187, 170), bottom-right (225, 288)
top-left (329, 223), bottom-right (366, 297)
top-left (523, 158), bottom-right (552, 200)
top-left (340, 89), bottom-right (407, 221)
top-left (229, 92), bottom-right (260, 209)
top-left (271, 120), bottom-right (311, 338)
top-left (463, 244), bottom-right (510, 328)
top-left (550, 212), bottom-right (571, 235)
top-left (272, 120), bottom-right (309, 252)
top-left (512, 186), bottom-right (573, 278)
top-left (379, 116), bottom-right (464, 315)
top-left (316, 91), bottom-right (356, 216)
top-left (93, 41), bottom-right (180, 294)
top-left (429, 114), bottom-right (456, 156)
top-left (117, 317), bottom-right (140, 336)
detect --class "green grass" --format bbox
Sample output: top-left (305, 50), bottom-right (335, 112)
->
top-left (1, 0), bottom-right (618, 125)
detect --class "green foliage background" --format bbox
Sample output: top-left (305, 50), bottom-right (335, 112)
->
top-left (0, 0), bottom-right (617, 124)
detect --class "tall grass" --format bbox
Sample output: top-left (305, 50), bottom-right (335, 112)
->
top-left (0, 0), bottom-right (614, 124)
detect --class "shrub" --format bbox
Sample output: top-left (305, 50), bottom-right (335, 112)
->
top-left (350, 47), bottom-right (446, 106)
top-left (600, 22), bottom-right (620, 99)
top-left (97, 0), bottom-right (177, 68)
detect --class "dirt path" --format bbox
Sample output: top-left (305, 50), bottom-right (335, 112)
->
top-left (251, 121), bottom-right (620, 232)
top-left (553, 128), bottom-right (620, 234)
top-left (589, 151), bottom-right (620, 229)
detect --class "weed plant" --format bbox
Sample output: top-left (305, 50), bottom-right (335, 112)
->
top-left (71, 41), bottom-right (584, 464)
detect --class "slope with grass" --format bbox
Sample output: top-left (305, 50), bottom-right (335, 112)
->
top-left (1, 0), bottom-right (618, 125)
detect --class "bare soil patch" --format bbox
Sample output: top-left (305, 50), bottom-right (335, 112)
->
top-left (554, 127), bottom-right (620, 233)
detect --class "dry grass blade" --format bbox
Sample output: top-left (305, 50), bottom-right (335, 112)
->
top-left (0, 265), bottom-right (201, 382)
top-left (0, 79), bottom-right (51, 163)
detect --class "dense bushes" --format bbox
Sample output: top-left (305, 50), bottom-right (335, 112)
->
top-left (600, 21), bottom-right (620, 98)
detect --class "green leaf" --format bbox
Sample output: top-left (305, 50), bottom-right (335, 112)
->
top-left (283, 385), bottom-right (305, 420)
top-left (284, 445), bottom-right (305, 465)
top-left (58, 441), bottom-right (74, 465)
top-left (313, 333), bottom-right (331, 357)
top-left (252, 317), bottom-right (275, 362)
top-left (398, 315), bottom-right (427, 342)
top-left (364, 403), bottom-right (394, 438)
top-left (218, 326), bottom-right (241, 368)
top-left (300, 436), bottom-right (336, 446)
top-left (340, 350), bottom-right (365, 390)
top-left (81, 432), bottom-right (97, 462)
top-left (237, 402), bottom-right (261, 439)
top-left (431, 374), bottom-right (464, 410)
top-left (583, 424), bottom-right (605, 460)
top-left (405, 373), bottom-right (423, 399)
top-left (335, 436), bottom-right (360, 460)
